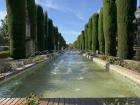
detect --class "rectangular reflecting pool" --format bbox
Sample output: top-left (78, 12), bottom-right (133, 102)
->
top-left (0, 51), bottom-right (140, 98)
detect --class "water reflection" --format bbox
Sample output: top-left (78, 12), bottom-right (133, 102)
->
top-left (0, 51), bottom-right (139, 98)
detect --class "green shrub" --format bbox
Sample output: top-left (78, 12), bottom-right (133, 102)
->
top-left (0, 51), bottom-right (10, 58)
top-left (106, 56), bottom-right (125, 66)
top-left (99, 55), bottom-right (140, 72)
top-left (124, 61), bottom-right (140, 72)
top-left (22, 93), bottom-right (40, 105)
top-left (98, 55), bottom-right (108, 61)
top-left (103, 98), bottom-right (136, 105)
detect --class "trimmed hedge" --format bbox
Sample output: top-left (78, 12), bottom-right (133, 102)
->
top-left (6, 0), bottom-right (26, 59)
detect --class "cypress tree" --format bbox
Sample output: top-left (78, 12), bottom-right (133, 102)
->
top-left (92, 13), bottom-right (99, 52)
top-left (117, 0), bottom-right (137, 59)
top-left (103, 0), bottom-right (117, 56)
top-left (54, 27), bottom-right (59, 50)
top-left (85, 24), bottom-right (89, 51)
top-left (37, 5), bottom-right (44, 51)
top-left (48, 19), bottom-right (54, 51)
top-left (44, 12), bottom-right (48, 50)
top-left (88, 18), bottom-right (93, 50)
top-left (98, 8), bottom-right (105, 54)
top-left (82, 31), bottom-right (85, 50)
top-left (52, 25), bottom-right (55, 50)
top-left (6, 0), bottom-right (26, 59)
top-left (27, 0), bottom-right (37, 40)
top-left (80, 35), bottom-right (83, 50)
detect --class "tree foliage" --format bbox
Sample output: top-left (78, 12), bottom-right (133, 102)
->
top-left (92, 13), bottom-right (99, 52)
top-left (103, 0), bottom-right (117, 56)
top-left (37, 5), bottom-right (44, 51)
top-left (117, 0), bottom-right (137, 59)
top-left (6, 0), bottom-right (26, 59)
top-left (98, 8), bottom-right (105, 54)
top-left (0, 16), bottom-right (9, 46)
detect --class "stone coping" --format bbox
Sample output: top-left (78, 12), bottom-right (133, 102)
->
top-left (0, 52), bottom-right (61, 84)
top-left (83, 53), bottom-right (140, 85)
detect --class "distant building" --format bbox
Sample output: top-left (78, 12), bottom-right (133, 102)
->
top-left (133, 7), bottom-right (140, 60)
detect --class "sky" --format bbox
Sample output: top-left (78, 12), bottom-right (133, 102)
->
top-left (0, 0), bottom-right (140, 44)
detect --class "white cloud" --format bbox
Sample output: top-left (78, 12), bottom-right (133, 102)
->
top-left (0, 10), bottom-right (6, 26)
top-left (35, 0), bottom-right (85, 20)
top-left (35, 0), bottom-right (63, 11)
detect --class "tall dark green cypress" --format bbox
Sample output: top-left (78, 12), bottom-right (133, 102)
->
top-left (92, 13), bottom-right (99, 52)
top-left (27, 0), bottom-right (37, 40)
top-left (37, 5), bottom-right (44, 51)
top-left (54, 27), bottom-right (59, 50)
top-left (98, 8), bottom-right (105, 54)
top-left (52, 25), bottom-right (55, 50)
top-left (82, 31), bottom-right (85, 50)
top-left (44, 12), bottom-right (48, 50)
top-left (85, 24), bottom-right (89, 51)
top-left (103, 0), bottom-right (117, 56)
top-left (117, 0), bottom-right (137, 59)
top-left (88, 18), bottom-right (93, 50)
top-left (6, 0), bottom-right (26, 59)
top-left (48, 19), bottom-right (54, 51)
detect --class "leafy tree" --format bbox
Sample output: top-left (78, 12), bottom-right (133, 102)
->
top-left (0, 16), bottom-right (9, 46)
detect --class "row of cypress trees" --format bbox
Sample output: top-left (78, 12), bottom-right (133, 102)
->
top-left (6, 0), bottom-right (66, 59)
top-left (74, 0), bottom-right (137, 59)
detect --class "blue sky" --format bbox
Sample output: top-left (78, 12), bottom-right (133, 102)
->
top-left (0, 0), bottom-right (140, 43)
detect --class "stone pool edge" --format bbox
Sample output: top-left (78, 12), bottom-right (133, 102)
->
top-left (0, 53), bottom-right (61, 85)
top-left (83, 53), bottom-right (140, 85)
top-left (83, 53), bottom-right (140, 96)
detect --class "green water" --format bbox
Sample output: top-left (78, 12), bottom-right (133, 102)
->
top-left (0, 51), bottom-right (138, 98)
